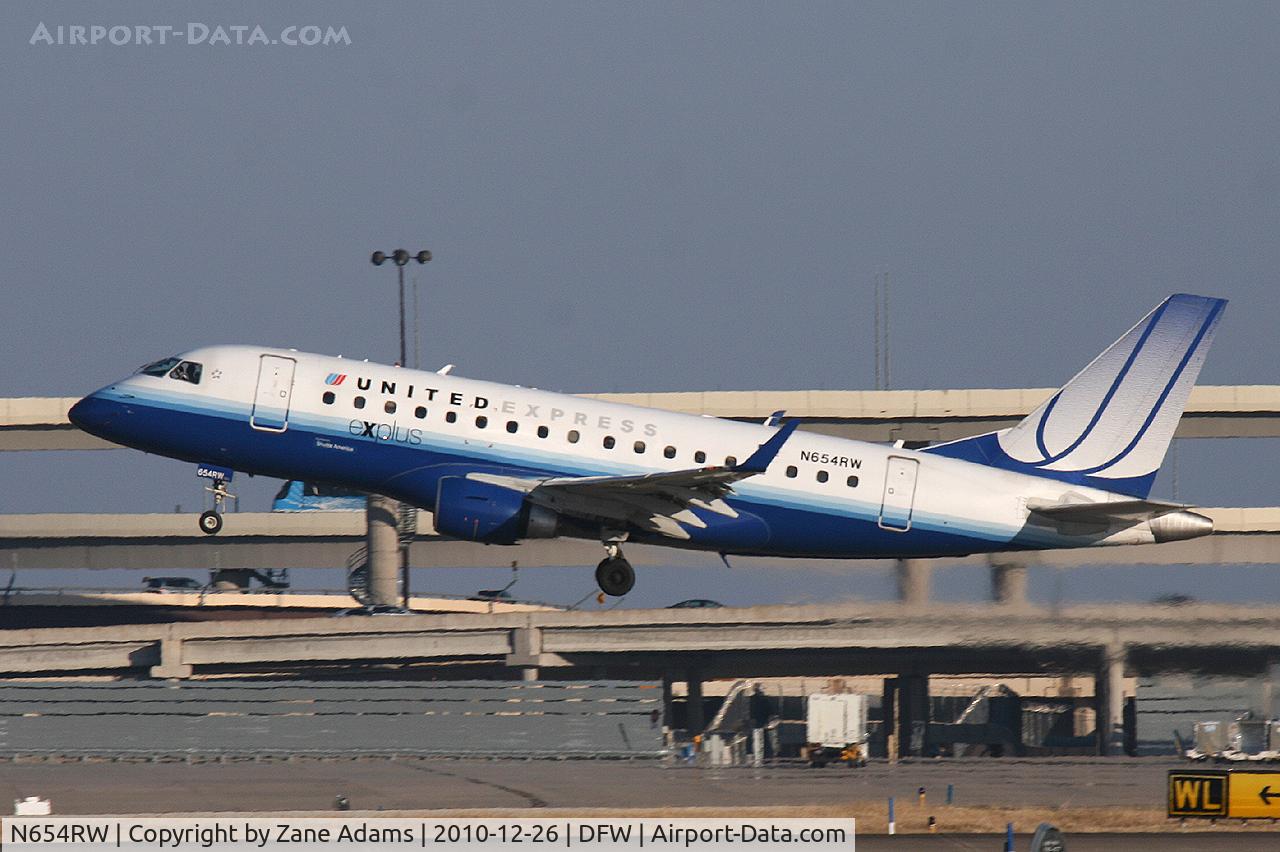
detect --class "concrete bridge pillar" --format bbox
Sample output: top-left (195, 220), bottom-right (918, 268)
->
top-left (686, 669), bottom-right (705, 736)
top-left (990, 561), bottom-right (1028, 607)
top-left (1096, 644), bottom-right (1128, 756)
top-left (897, 673), bottom-right (931, 757)
top-left (506, 627), bottom-right (544, 682)
top-left (149, 628), bottom-right (192, 679)
top-left (895, 559), bottom-right (932, 605)
top-left (366, 495), bottom-right (401, 607)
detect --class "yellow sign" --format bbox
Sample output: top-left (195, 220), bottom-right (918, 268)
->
top-left (1226, 771), bottom-right (1280, 820)
top-left (1168, 771), bottom-right (1227, 818)
top-left (1168, 770), bottom-right (1280, 819)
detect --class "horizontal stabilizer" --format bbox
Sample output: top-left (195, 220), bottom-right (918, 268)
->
top-left (1026, 497), bottom-right (1191, 523)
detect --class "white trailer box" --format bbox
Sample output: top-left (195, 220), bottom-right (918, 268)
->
top-left (806, 694), bottom-right (869, 749)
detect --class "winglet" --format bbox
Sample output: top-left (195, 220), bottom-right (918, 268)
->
top-left (736, 420), bottom-right (799, 473)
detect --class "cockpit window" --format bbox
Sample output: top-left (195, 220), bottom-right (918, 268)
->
top-left (139, 357), bottom-right (181, 377)
top-left (168, 361), bottom-right (202, 384)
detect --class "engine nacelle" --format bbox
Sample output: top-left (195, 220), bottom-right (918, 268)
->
top-left (434, 476), bottom-right (558, 544)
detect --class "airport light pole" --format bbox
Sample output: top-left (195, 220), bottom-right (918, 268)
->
top-left (371, 249), bottom-right (432, 365)
top-left (368, 249), bottom-right (431, 609)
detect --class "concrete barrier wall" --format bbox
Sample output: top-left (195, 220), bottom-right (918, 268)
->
top-left (0, 680), bottom-right (666, 758)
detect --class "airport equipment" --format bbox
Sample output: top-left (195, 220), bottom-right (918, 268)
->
top-left (801, 693), bottom-right (868, 767)
top-left (1231, 717), bottom-right (1269, 754)
top-left (13, 797), bottom-right (51, 816)
top-left (1184, 715), bottom-right (1280, 762)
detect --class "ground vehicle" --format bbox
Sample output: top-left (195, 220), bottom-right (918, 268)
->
top-left (143, 576), bottom-right (204, 593)
top-left (668, 599), bottom-right (724, 608)
top-left (802, 693), bottom-right (869, 767)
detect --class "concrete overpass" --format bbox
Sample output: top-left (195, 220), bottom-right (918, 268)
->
top-left (7, 386), bottom-right (1280, 450)
top-left (0, 507), bottom-right (1275, 574)
top-left (4, 601), bottom-right (1280, 754)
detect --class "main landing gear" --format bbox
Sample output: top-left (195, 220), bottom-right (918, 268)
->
top-left (196, 466), bottom-right (237, 536)
top-left (595, 540), bottom-right (635, 597)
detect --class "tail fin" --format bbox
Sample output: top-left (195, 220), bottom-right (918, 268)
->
top-left (925, 293), bottom-right (1227, 497)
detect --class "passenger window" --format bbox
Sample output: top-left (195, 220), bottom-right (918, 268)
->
top-left (847, 475), bottom-right (859, 488)
top-left (603, 436), bottom-right (615, 449)
top-left (664, 446), bottom-right (676, 459)
top-left (817, 470), bottom-right (829, 483)
top-left (446, 411), bottom-right (457, 423)
top-left (634, 441), bottom-right (646, 454)
top-left (354, 396), bottom-right (366, 410)
top-left (476, 416), bottom-right (488, 429)
top-left (385, 400), bottom-right (397, 414)
top-left (168, 361), bottom-right (202, 384)
top-left (567, 430), bottom-right (580, 444)
top-left (322, 391), bottom-right (335, 405)
top-left (786, 465), bottom-right (797, 478)
top-left (694, 451), bottom-right (706, 464)
top-left (537, 425), bottom-right (549, 439)
top-left (414, 406), bottom-right (427, 419)
top-left (507, 421), bottom-right (518, 433)
top-left (725, 456), bottom-right (737, 467)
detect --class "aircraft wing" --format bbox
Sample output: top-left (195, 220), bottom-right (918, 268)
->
top-left (467, 421), bottom-right (799, 540)
top-left (1026, 497), bottom-right (1193, 524)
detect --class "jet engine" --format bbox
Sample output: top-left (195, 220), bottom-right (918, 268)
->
top-left (434, 476), bottom-right (559, 544)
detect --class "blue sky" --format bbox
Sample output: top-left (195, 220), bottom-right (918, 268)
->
top-left (3, 2), bottom-right (1278, 605)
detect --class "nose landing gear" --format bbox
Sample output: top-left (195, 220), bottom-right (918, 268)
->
top-left (595, 539), bottom-right (634, 597)
top-left (195, 465), bottom-right (237, 536)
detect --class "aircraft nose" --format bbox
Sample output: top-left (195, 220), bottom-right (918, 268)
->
top-left (67, 393), bottom-right (116, 438)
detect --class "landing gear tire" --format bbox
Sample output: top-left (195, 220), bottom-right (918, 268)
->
top-left (199, 510), bottom-right (223, 535)
top-left (595, 557), bottom-right (635, 597)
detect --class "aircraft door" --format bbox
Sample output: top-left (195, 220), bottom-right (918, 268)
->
top-left (250, 354), bottom-right (296, 432)
top-left (878, 456), bottom-right (919, 532)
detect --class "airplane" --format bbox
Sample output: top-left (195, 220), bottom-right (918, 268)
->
top-left (69, 293), bottom-right (1223, 598)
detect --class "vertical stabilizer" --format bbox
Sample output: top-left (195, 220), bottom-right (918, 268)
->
top-left (926, 294), bottom-right (1226, 497)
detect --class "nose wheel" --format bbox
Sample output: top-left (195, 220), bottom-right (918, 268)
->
top-left (595, 540), bottom-right (635, 597)
top-left (198, 477), bottom-right (237, 536)
top-left (198, 510), bottom-right (224, 535)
